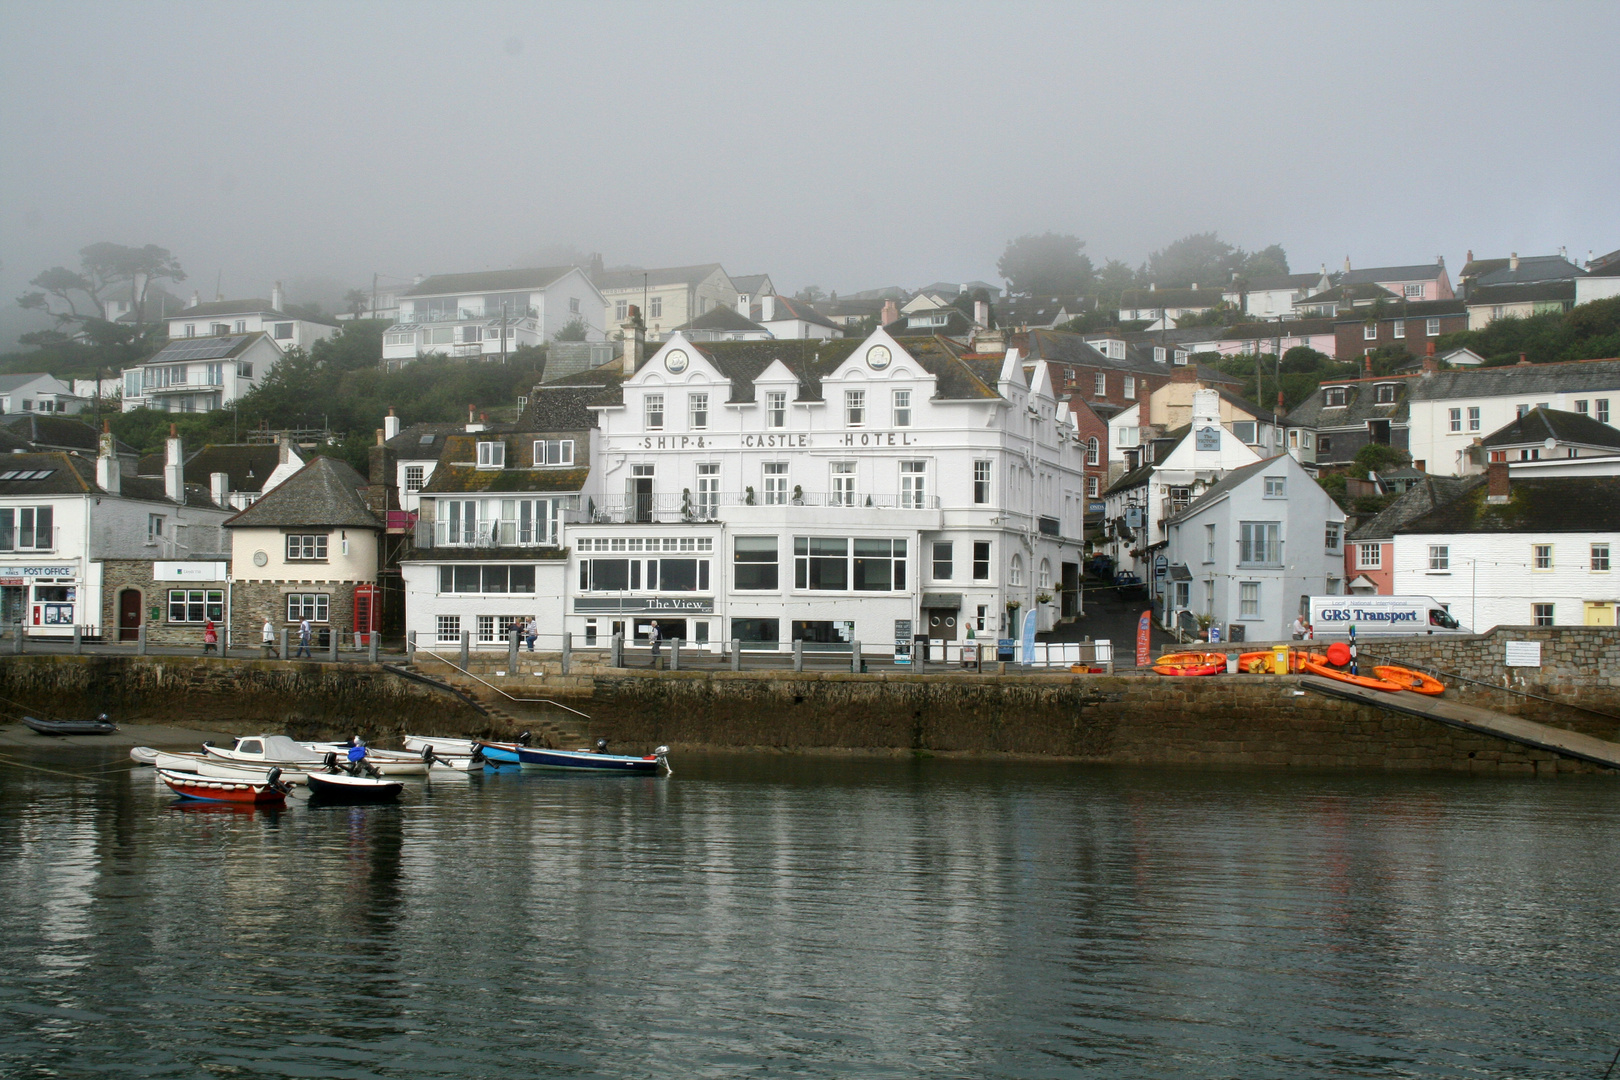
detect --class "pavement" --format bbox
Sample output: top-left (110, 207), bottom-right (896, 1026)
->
top-left (1037, 579), bottom-right (1173, 655)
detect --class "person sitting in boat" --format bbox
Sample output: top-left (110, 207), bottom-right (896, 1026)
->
top-left (347, 739), bottom-right (367, 764)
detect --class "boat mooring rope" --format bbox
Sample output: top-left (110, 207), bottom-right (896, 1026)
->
top-left (0, 754), bottom-right (112, 783)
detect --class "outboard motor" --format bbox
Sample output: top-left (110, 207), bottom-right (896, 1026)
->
top-left (323, 751), bottom-right (339, 773)
top-left (595, 738), bottom-right (609, 755)
top-left (266, 767), bottom-right (292, 796)
top-left (517, 731), bottom-right (532, 747)
top-left (420, 745), bottom-right (435, 763)
top-left (654, 745), bottom-right (671, 775)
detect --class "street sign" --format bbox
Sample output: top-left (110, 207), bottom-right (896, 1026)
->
top-left (1154, 555), bottom-right (1168, 578)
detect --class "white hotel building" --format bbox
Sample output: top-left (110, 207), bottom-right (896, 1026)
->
top-left (558, 329), bottom-right (1091, 653)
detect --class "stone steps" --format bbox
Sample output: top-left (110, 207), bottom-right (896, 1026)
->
top-left (399, 663), bottom-right (591, 749)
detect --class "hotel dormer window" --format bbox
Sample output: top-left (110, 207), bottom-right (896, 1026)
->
top-left (476, 441), bottom-right (505, 468)
top-left (766, 390), bottom-right (786, 428)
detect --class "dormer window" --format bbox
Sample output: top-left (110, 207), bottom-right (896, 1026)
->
top-left (1173, 350), bottom-right (1189, 365)
top-left (1154, 347), bottom-right (1166, 363)
top-left (1323, 387), bottom-right (1348, 407)
top-left (1375, 383), bottom-right (1397, 404)
top-left (477, 441), bottom-right (505, 468)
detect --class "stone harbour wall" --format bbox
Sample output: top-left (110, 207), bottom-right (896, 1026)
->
top-left (0, 654), bottom-right (486, 744)
top-left (571, 668), bottom-right (1617, 775)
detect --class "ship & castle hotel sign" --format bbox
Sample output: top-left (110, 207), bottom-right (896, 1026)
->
top-left (629, 432), bottom-right (920, 451)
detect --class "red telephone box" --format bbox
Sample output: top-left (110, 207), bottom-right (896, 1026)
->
top-left (353, 584), bottom-right (380, 646)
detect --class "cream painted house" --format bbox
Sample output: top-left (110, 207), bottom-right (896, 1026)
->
top-left (224, 456), bottom-right (381, 648)
top-left (595, 264), bottom-right (737, 339)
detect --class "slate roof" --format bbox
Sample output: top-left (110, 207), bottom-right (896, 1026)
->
top-left (1587, 249), bottom-right (1620, 277)
top-left (670, 305), bottom-right (769, 335)
top-left (0, 373), bottom-right (68, 394)
top-left (1472, 255), bottom-right (1585, 288)
top-left (730, 275), bottom-right (772, 296)
top-left (1299, 283), bottom-right (1401, 307)
top-left (1220, 319), bottom-right (1337, 340)
top-left (520, 372), bottom-right (626, 430)
top-left (1339, 264), bottom-right (1445, 285)
top-left (1216, 389), bottom-right (1279, 424)
top-left (758, 296), bottom-right (840, 330)
top-left (1242, 273), bottom-right (1326, 291)
top-left (1465, 281), bottom-right (1577, 305)
top-left (1285, 375), bottom-right (1413, 429)
top-left (1337, 298), bottom-right (1468, 321)
top-left (0, 450), bottom-right (213, 505)
top-left (400, 267), bottom-right (577, 298)
top-left (999, 294), bottom-right (1089, 328)
top-left (594, 263), bottom-right (727, 292)
top-left (181, 444), bottom-right (283, 492)
top-left (1119, 288), bottom-right (1223, 310)
top-left (883, 308), bottom-right (975, 338)
top-left (0, 414), bottom-right (111, 454)
top-left (223, 456), bottom-right (378, 530)
top-left (1396, 476), bottom-right (1620, 534)
top-left (384, 422), bottom-right (464, 457)
top-left (419, 433), bottom-right (590, 495)
top-left (1102, 427), bottom-right (1193, 497)
top-left (1166, 457), bottom-right (1288, 525)
top-left (173, 298), bottom-right (281, 319)
top-left (0, 427), bottom-right (36, 454)
top-left (1479, 406), bottom-right (1620, 449)
top-left (1404, 359), bottom-right (1620, 402)
top-left (1349, 474), bottom-right (1483, 541)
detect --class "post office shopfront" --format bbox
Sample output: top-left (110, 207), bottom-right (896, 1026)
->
top-left (0, 563), bottom-right (84, 635)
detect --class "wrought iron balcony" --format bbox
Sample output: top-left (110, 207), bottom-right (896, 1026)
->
top-left (565, 491), bottom-right (941, 525)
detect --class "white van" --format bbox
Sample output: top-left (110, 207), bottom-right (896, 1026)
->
top-left (1307, 595), bottom-right (1469, 637)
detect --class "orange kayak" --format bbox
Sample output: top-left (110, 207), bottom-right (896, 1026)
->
top-left (1371, 665), bottom-right (1445, 695)
top-left (1239, 650), bottom-right (1324, 674)
top-left (1299, 658), bottom-right (1405, 692)
top-left (1153, 651), bottom-right (1227, 676)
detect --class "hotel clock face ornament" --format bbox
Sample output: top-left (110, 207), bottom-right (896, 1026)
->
top-left (253, 550), bottom-right (269, 567)
top-left (664, 349), bottom-right (689, 373)
top-left (866, 344), bottom-right (891, 370)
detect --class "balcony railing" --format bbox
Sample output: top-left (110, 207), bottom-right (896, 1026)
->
top-left (415, 520), bottom-right (560, 550)
top-left (566, 491), bottom-right (942, 525)
top-left (145, 377), bottom-right (225, 393)
top-left (396, 307), bottom-right (538, 325)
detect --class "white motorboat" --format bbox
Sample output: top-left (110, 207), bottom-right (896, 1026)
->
top-left (402, 735), bottom-right (482, 757)
top-left (207, 735), bottom-right (429, 776)
top-left (129, 746), bottom-right (159, 765)
top-left (152, 749), bottom-right (313, 785)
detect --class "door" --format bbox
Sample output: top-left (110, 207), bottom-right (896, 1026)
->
top-left (925, 607), bottom-right (958, 662)
top-left (1584, 602), bottom-right (1616, 626)
top-left (629, 477), bottom-right (653, 523)
top-left (1061, 562), bottom-right (1080, 618)
top-left (118, 589), bottom-right (142, 641)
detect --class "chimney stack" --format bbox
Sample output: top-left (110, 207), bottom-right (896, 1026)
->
top-left (880, 299), bottom-right (899, 325)
top-left (383, 407), bottom-right (400, 441)
top-left (1364, 354), bottom-right (1373, 376)
top-left (271, 280), bottom-right (285, 311)
top-left (1466, 249), bottom-right (1474, 265)
top-left (974, 299), bottom-right (989, 326)
top-left (367, 429), bottom-right (399, 517)
top-left (620, 305), bottom-right (645, 375)
top-left (761, 295), bottom-right (776, 322)
top-left (1422, 342), bottom-right (1438, 374)
top-left (1486, 461), bottom-right (1510, 503)
top-left (96, 425), bottom-right (121, 495)
top-left (210, 471), bottom-right (229, 508)
top-left (189, 290), bottom-right (201, 309)
top-left (1518, 353), bottom-right (1531, 366)
top-left (1509, 253), bottom-right (1519, 271)
top-left (164, 424), bottom-right (184, 503)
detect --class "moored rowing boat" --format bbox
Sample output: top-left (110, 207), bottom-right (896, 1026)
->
top-left (158, 766), bottom-right (290, 805)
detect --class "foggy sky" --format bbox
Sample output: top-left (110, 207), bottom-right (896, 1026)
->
top-left (2, 0), bottom-right (1617, 337)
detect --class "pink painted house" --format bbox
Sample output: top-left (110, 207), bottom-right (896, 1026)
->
top-left (1336, 257), bottom-right (1454, 303)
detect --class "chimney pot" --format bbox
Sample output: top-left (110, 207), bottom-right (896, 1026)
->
top-left (1486, 461), bottom-right (1510, 502)
top-left (1510, 253), bottom-right (1519, 271)
top-left (1518, 353), bottom-right (1530, 366)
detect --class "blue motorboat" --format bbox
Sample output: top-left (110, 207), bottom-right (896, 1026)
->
top-left (476, 738), bottom-right (670, 775)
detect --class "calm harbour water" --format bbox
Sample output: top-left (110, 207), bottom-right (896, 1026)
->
top-left (0, 748), bottom-right (1616, 1079)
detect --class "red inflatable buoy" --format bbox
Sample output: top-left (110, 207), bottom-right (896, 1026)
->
top-left (1325, 641), bottom-right (1352, 666)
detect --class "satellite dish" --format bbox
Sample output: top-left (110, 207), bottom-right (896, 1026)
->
top-left (1544, 437), bottom-right (1557, 450)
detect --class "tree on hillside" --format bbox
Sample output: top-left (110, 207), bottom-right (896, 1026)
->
top-left (343, 289), bottom-right (370, 319)
top-left (1144, 233), bottom-right (1289, 288)
top-left (794, 286), bottom-right (826, 303)
top-left (17, 243), bottom-right (186, 330)
top-left (997, 233), bottom-right (1095, 296)
top-left (1091, 259), bottom-right (1139, 309)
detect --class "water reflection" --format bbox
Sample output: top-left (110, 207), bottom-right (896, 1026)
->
top-left (0, 750), bottom-right (1616, 1078)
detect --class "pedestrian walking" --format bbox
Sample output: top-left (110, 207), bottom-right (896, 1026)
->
top-left (262, 617), bottom-right (275, 659)
top-left (524, 616), bottom-right (538, 652)
top-left (648, 623), bottom-right (661, 668)
top-left (295, 617), bottom-right (313, 658)
top-left (202, 620), bottom-right (218, 654)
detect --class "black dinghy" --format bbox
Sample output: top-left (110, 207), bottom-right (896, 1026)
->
top-left (22, 714), bottom-right (117, 736)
